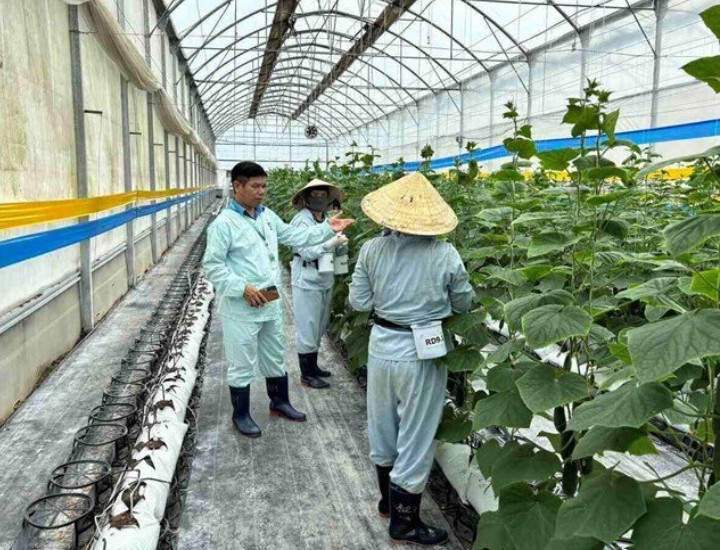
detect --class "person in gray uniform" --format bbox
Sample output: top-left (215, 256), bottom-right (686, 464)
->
top-left (290, 179), bottom-right (347, 389)
top-left (349, 172), bottom-right (473, 546)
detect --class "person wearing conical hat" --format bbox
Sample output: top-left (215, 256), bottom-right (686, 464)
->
top-left (349, 172), bottom-right (473, 546)
top-left (289, 179), bottom-right (348, 389)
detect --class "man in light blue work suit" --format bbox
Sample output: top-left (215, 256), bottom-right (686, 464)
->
top-left (349, 172), bottom-right (473, 546)
top-left (203, 162), bottom-right (353, 438)
top-left (290, 179), bottom-right (347, 389)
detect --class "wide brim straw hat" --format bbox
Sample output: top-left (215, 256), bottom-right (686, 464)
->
top-left (360, 172), bottom-right (458, 236)
top-left (292, 178), bottom-right (344, 210)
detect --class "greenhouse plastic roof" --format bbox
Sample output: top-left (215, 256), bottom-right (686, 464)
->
top-left (161, 0), bottom-right (656, 140)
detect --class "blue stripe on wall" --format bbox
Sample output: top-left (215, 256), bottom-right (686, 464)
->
top-left (0, 193), bottom-right (206, 270)
top-left (372, 118), bottom-right (720, 172)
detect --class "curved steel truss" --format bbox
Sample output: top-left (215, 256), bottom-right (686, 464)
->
top-left (154, 0), bottom-right (655, 141)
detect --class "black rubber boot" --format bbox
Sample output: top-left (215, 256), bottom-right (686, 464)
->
top-left (311, 351), bottom-right (332, 378)
top-left (266, 374), bottom-right (307, 421)
top-left (376, 465), bottom-right (393, 518)
top-left (389, 483), bottom-right (448, 546)
top-left (298, 353), bottom-right (329, 389)
top-left (228, 386), bottom-right (261, 438)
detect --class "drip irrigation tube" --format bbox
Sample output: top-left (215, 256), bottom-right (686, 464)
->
top-left (12, 214), bottom-right (216, 550)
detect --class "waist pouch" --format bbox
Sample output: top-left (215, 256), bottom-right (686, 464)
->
top-left (374, 316), bottom-right (448, 360)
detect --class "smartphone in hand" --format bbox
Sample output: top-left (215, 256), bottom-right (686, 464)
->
top-left (260, 285), bottom-right (279, 302)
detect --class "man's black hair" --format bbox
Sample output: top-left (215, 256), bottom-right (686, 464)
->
top-left (231, 161), bottom-right (267, 184)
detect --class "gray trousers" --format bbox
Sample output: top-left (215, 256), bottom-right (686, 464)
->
top-left (292, 286), bottom-right (333, 354)
top-left (366, 355), bottom-right (447, 494)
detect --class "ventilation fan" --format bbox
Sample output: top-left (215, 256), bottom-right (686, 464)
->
top-left (305, 125), bottom-right (318, 139)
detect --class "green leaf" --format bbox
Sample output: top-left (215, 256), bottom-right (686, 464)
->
top-left (473, 389), bottom-right (533, 430)
top-left (498, 484), bottom-right (561, 550)
top-left (573, 155), bottom-right (614, 171)
top-left (664, 213), bottom-right (720, 256)
top-left (516, 363), bottom-right (589, 412)
top-left (488, 366), bottom-right (524, 393)
top-left (555, 470), bottom-right (646, 543)
top-left (598, 219), bottom-right (629, 239)
top-left (616, 277), bottom-right (678, 301)
top-left (537, 148), bottom-right (579, 171)
top-left (604, 138), bottom-right (641, 153)
top-left (568, 382), bottom-right (673, 430)
top-left (474, 511), bottom-right (515, 550)
top-left (682, 56), bottom-right (720, 93)
top-left (521, 305), bottom-right (592, 348)
top-left (491, 168), bottom-right (525, 181)
top-left (518, 124), bottom-right (532, 139)
top-left (700, 5), bottom-right (720, 39)
top-left (436, 406), bottom-right (473, 443)
top-left (445, 311), bottom-right (490, 346)
top-left (545, 537), bottom-right (603, 550)
top-left (690, 269), bottom-right (720, 301)
top-left (603, 110), bottom-right (620, 143)
top-left (585, 189), bottom-right (633, 206)
top-left (609, 342), bottom-right (632, 365)
top-left (476, 439), bottom-right (503, 478)
top-left (478, 207), bottom-right (514, 221)
top-left (484, 265), bottom-right (528, 286)
top-left (490, 442), bottom-right (561, 491)
top-left (504, 137), bottom-right (537, 159)
top-left (518, 264), bottom-right (553, 282)
top-left (585, 166), bottom-right (628, 182)
top-left (627, 310), bottom-right (720, 383)
top-left (698, 483), bottom-right (720, 520)
top-left (438, 346), bottom-right (484, 373)
top-left (528, 232), bottom-right (580, 258)
top-left (632, 497), bottom-right (720, 550)
top-left (572, 426), bottom-right (658, 459)
top-left (512, 212), bottom-right (560, 225)
top-left (504, 290), bottom-right (575, 332)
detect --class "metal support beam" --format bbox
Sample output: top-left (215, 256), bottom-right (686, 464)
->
top-left (527, 56), bottom-right (536, 120)
top-left (458, 83), bottom-right (465, 153)
top-left (650, 0), bottom-right (669, 135)
top-left (175, 136), bottom-right (182, 237)
top-left (249, 0), bottom-right (299, 118)
top-left (488, 72), bottom-right (498, 148)
top-left (291, 0), bottom-right (418, 121)
top-left (579, 30), bottom-right (591, 95)
top-left (144, 0), bottom-right (158, 263)
top-left (184, 141), bottom-right (190, 229)
top-left (161, 30), bottom-right (173, 246)
top-left (68, 5), bottom-right (94, 333)
top-left (119, 0), bottom-right (136, 288)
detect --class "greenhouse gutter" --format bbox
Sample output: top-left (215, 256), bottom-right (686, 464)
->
top-left (371, 118), bottom-right (720, 172)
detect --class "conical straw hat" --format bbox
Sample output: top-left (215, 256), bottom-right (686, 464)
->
top-left (361, 172), bottom-right (458, 236)
top-left (292, 178), bottom-right (344, 210)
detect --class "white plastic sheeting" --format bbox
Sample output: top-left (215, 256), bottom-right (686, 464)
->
top-left (59, 0), bottom-right (217, 167)
top-left (92, 277), bottom-right (213, 549)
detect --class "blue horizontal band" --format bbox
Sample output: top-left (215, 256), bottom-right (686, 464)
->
top-left (372, 118), bottom-right (720, 172)
top-left (0, 192), bottom-right (207, 270)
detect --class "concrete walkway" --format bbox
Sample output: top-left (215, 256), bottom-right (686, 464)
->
top-left (179, 284), bottom-right (463, 550)
top-left (0, 213), bottom-right (211, 550)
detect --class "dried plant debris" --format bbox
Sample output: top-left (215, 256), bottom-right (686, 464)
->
top-left (151, 399), bottom-right (176, 412)
top-left (135, 438), bottom-right (168, 452)
top-left (109, 510), bottom-right (139, 529)
top-left (120, 481), bottom-right (147, 508)
top-left (128, 456), bottom-right (156, 470)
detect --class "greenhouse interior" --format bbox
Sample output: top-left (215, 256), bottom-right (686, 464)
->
top-left (1, 0), bottom-right (720, 548)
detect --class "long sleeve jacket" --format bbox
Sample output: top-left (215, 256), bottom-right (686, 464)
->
top-left (203, 203), bottom-right (334, 322)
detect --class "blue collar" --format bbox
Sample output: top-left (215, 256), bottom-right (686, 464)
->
top-left (230, 199), bottom-right (265, 220)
